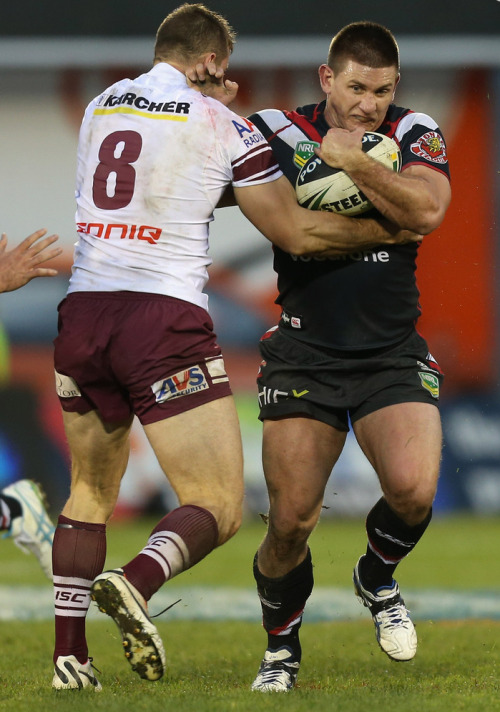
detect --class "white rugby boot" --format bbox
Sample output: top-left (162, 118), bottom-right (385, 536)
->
top-left (353, 557), bottom-right (417, 661)
top-left (2, 479), bottom-right (54, 579)
top-left (91, 569), bottom-right (166, 681)
top-left (52, 655), bottom-right (102, 691)
top-left (251, 646), bottom-right (300, 692)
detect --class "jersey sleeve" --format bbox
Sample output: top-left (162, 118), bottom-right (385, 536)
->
top-left (395, 112), bottom-right (450, 179)
top-left (217, 107), bottom-right (283, 187)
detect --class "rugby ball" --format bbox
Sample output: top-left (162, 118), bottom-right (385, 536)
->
top-left (296, 132), bottom-right (401, 216)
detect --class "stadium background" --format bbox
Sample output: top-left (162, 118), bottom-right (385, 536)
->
top-left (0, 0), bottom-right (499, 520)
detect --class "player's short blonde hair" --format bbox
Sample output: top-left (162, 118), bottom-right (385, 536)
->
top-left (154, 3), bottom-right (236, 64)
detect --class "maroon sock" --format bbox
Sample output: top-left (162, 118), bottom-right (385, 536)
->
top-left (53, 515), bottom-right (106, 664)
top-left (123, 505), bottom-right (218, 601)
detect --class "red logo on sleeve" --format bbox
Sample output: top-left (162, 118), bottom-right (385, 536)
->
top-left (410, 131), bottom-right (447, 164)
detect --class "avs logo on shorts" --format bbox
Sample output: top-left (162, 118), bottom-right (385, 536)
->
top-left (152, 365), bottom-right (208, 403)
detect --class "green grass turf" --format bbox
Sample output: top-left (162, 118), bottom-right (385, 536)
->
top-left (2, 516), bottom-right (500, 710)
top-left (0, 619), bottom-right (499, 712)
top-left (3, 514), bottom-right (500, 589)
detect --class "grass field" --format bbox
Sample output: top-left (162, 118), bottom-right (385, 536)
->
top-left (1, 515), bottom-right (500, 711)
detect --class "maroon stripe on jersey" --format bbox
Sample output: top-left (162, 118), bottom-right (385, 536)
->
top-left (231, 142), bottom-right (275, 168)
top-left (232, 144), bottom-right (280, 184)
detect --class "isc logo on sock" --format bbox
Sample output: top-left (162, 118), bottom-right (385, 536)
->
top-left (151, 365), bottom-right (208, 403)
top-left (55, 590), bottom-right (88, 604)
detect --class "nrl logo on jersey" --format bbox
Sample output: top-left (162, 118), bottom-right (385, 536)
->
top-left (293, 140), bottom-right (320, 169)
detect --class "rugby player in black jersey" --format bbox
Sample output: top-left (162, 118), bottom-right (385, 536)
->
top-left (189, 20), bottom-right (451, 692)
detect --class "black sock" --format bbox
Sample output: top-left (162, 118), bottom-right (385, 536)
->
top-left (0, 495), bottom-right (22, 523)
top-left (361, 497), bottom-right (432, 591)
top-left (253, 549), bottom-right (314, 662)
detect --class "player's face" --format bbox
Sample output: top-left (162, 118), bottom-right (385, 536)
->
top-left (319, 60), bottom-right (399, 132)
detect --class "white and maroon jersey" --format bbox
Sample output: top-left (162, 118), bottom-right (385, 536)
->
top-left (249, 101), bottom-right (450, 351)
top-left (69, 62), bottom-right (281, 309)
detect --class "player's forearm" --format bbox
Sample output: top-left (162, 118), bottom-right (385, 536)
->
top-left (291, 211), bottom-right (419, 257)
top-left (234, 177), bottom-right (417, 258)
top-left (344, 155), bottom-right (444, 235)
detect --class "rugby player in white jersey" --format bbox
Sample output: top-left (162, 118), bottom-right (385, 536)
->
top-left (50, 4), bottom-right (422, 691)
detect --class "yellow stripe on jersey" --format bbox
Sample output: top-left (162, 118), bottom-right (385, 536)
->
top-left (93, 107), bottom-right (189, 121)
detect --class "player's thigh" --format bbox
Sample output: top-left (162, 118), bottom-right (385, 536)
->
top-left (143, 395), bottom-right (244, 514)
top-left (262, 416), bottom-right (347, 523)
top-left (353, 401), bottom-right (442, 504)
top-left (62, 409), bottom-right (133, 521)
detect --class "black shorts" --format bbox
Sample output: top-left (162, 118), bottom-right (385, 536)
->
top-left (257, 327), bottom-right (443, 431)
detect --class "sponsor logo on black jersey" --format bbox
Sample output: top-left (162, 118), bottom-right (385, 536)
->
top-left (290, 248), bottom-right (391, 264)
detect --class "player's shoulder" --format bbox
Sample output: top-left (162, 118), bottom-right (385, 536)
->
top-left (385, 104), bottom-right (449, 172)
top-left (384, 104), bottom-right (442, 137)
top-left (85, 75), bottom-right (136, 115)
top-left (248, 108), bottom-right (288, 130)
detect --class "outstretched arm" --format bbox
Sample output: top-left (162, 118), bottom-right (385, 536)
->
top-left (234, 177), bottom-right (421, 257)
top-left (0, 229), bottom-right (62, 293)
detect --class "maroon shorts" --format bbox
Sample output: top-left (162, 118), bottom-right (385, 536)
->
top-left (54, 291), bottom-right (232, 425)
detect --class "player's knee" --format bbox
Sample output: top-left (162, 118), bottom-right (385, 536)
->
top-left (214, 502), bottom-right (242, 546)
top-left (269, 509), bottom-right (316, 547)
top-left (67, 475), bottom-right (121, 521)
top-left (387, 484), bottom-right (435, 525)
top-left (200, 487), bottom-right (243, 546)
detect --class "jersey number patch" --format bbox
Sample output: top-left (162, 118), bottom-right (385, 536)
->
top-left (92, 130), bottom-right (142, 210)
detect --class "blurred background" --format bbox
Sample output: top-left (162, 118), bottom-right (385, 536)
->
top-left (0, 0), bottom-right (499, 520)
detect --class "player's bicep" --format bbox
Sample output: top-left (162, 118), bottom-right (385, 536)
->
top-left (233, 177), bottom-right (297, 247)
top-left (403, 164), bottom-right (451, 215)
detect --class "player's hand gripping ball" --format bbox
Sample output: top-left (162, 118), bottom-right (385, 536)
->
top-left (296, 132), bottom-right (401, 216)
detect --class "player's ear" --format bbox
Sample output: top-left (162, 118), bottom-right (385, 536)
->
top-left (201, 52), bottom-right (217, 68)
top-left (393, 73), bottom-right (401, 99)
top-left (318, 64), bottom-right (334, 93)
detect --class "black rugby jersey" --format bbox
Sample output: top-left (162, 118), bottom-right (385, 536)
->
top-left (249, 101), bottom-right (450, 351)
